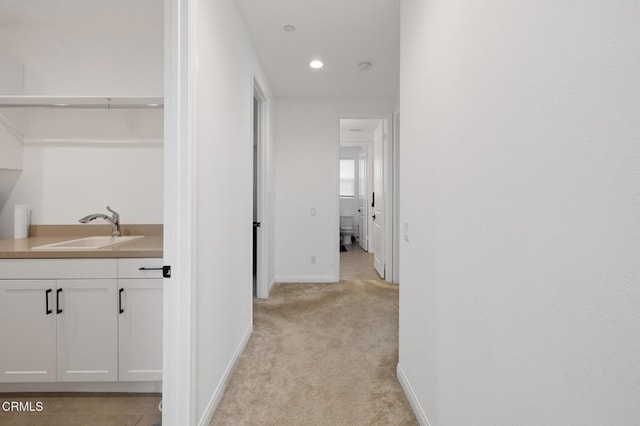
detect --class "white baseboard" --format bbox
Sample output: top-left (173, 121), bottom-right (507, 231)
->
top-left (197, 323), bottom-right (253, 425)
top-left (273, 275), bottom-right (339, 283)
top-left (0, 381), bottom-right (162, 393)
top-left (397, 363), bottom-right (430, 426)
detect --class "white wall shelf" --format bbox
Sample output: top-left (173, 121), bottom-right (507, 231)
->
top-left (0, 96), bottom-right (164, 152)
top-left (0, 96), bottom-right (163, 109)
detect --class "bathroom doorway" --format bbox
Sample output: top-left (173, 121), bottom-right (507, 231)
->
top-left (339, 117), bottom-right (393, 281)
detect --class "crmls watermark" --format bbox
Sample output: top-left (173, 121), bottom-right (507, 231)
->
top-left (1, 401), bottom-right (44, 412)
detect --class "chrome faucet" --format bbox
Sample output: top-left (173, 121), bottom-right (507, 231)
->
top-left (79, 206), bottom-right (121, 237)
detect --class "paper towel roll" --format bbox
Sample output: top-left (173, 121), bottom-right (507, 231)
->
top-left (14, 204), bottom-right (30, 239)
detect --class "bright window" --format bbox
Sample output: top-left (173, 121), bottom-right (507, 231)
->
top-left (340, 159), bottom-right (355, 197)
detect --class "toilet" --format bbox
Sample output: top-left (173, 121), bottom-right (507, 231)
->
top-left (340, 216), bottom-right (355, 245)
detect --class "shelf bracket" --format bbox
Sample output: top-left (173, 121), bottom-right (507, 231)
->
top-left (0, 111), bottom-right (24, 142)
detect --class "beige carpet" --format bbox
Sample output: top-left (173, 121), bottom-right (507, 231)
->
top-left (210, 280), bottom-right (417, 425)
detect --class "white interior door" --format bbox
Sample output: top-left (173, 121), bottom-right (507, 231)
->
top-left (372, 122), bottom-right (385, 278)
top-left (358, 151), bottom-right (368, 251)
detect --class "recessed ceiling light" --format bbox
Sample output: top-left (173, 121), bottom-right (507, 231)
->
top-left (358, 61), bottom-right (373, 71)
top-left (283, 25), bottom-right (296, 33)
top-left (309, 60), bottom-right (324, 69)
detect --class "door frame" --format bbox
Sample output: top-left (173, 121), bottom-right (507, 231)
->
top-left (337, 113), bottom-right (395, 283)
top-left (253, 78), bottom-right (269, 299)
top-left (392, 112), bottom-right (400, 284)
top-left (358, 149), bottom-right (369, 251)
top-left (163, 0), bottom-right (197, 424)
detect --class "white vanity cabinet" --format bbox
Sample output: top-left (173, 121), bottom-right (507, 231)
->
top-left (56, 279), bottom-right (118, 382)
top-left (0, 258), bottom-right (163, 385)
top-left (0, 260), bottom-right (118, 383)
top-left (0, 280), bottom-right (57, 382)
top-left (117, 258), bottom-right (163, 381)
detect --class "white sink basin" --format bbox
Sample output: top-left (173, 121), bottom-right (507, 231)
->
top-left (32, 235), bottom-right (144, 250)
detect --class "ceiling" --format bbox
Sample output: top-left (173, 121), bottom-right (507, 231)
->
top-left (236, 0), bottom-right (400, 98)
top-left (0, 0), bottom-right (399, 98)
top-left (341, 118), bottom-right (381, 133)
top-left (340, 118), bottom-right (382, 143)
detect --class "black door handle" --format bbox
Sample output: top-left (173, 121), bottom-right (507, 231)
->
top-left (372, 215), bottom-right (376, 220)
top-left (253, 221), bottom-right (261, 228)
top-left (45, 289), bottom-right (52, 315)
top-left (56, 288), bottom-right (63, 314)
top-left (119, 288), bottom-right (124, 314)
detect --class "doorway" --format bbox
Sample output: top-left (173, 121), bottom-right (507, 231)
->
top-left (338, 117), bottom-right (394, 282)
top-left (253, 95), bottom-right (259, 296)
top-left (253, 80), bottom-right (268, 298)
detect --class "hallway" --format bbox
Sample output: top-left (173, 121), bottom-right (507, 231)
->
top-left (210, 271), bottom-right (413, 424)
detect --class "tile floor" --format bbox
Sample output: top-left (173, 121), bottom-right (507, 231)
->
top-left (0, 393), bottom-right (161, 426)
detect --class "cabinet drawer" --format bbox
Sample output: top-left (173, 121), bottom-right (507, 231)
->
top-left (118, 258), bottom-right (164, 279)
top-left (0, 259), bottom-right (117, 279)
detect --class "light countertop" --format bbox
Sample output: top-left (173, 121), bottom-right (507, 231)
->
top-left (0, 224), bottom-right (163, 259)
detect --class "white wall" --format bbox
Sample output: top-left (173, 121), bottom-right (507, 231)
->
top-left (398, 1), bottom-right (640, 425)
top-left (0, 143), bottom-right (163, 238)
top-left (0, 7), bottom-right (164, 238)
top-left (192, 0), bottom-right (273, 422)
top-left (0, 19), bottom-right (162, 95)
top-left (273, 97), bottom-right (394, 282)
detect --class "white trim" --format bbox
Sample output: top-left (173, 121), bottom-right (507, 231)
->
top-left (273, 275), bottom-right (339, 283)
top-left (197, 323), bottom-right (253, 425)
top-left (384, 117), bottom-right (395, 284)
top-left (253, 78), bottom-right (269, 300)
top-left (0, 381), bottom-right (161, 393)
top-left (397, 364), bottom-right (431, 426)
top-left (163, 0), bottom-right (197, 424)
top-left (334, 125), bottom-right (342, 281)
top-left (392, 112), bottom-right (400, 284)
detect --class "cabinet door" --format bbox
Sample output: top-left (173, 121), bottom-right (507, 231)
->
top-left (118, 279), bottom-right (163, 381)
top-left (56, 279), bottom-right (118, 382)
top-left (0, 281), bottom-right (56, 382)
